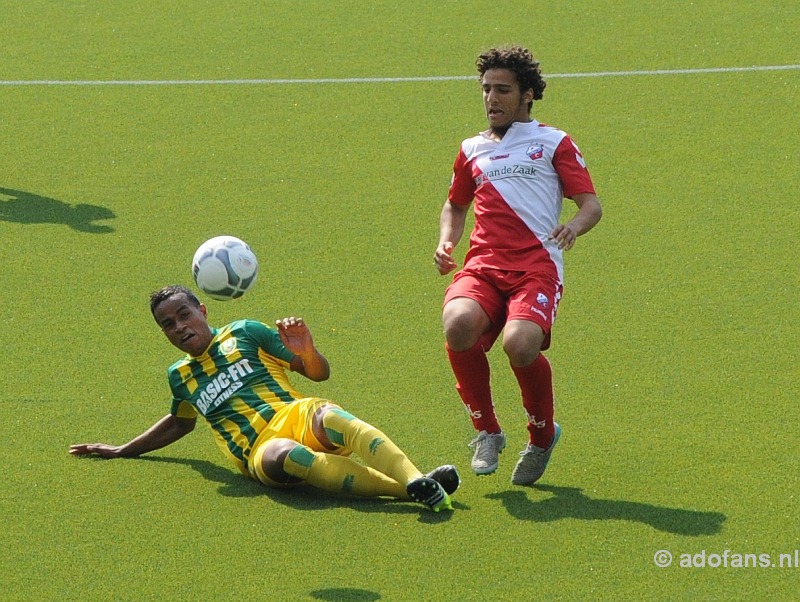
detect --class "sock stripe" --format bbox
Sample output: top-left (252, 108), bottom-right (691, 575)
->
top-left (286, 445), bottom-right (315, 469)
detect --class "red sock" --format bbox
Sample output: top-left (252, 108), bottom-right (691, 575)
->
top-left (446, 342), bottom-right (501, 433)
top-left (511, 354), bottom-right (555, 448)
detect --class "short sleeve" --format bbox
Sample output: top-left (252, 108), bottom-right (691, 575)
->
top-left (447, 146), bottom-right (476, 206)
top-left (553, 135), bottom-right (596, 198)
top-left (242, 320), bottom-right (295, 364)
top-left (171, 399), bottom-right (198, 419)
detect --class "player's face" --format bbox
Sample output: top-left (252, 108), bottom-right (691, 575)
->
top-left (153, 293), bottom-right (213, 356)
top-left (481, 68), bottom-right (533, 131)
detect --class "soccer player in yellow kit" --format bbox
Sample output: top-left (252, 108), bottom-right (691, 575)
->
top-left (70, 285), bottom-right (458, 512)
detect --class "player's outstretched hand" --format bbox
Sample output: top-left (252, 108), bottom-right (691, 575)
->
top-left (69, 443), bottom-right (123, 458)
top-left (276, 317), bottom-right (314, 355)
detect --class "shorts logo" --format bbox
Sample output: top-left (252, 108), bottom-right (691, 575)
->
top-left (536, 292), bottom-right (549, 307)
top-left (526, 143), bottom-right (544, 160)
top-left (530, 307), bottom-right (548, 320)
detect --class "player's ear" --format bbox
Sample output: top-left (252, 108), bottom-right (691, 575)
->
top-left (522, 88), bottom-right (534, 105)
top-left (200, 304), bottom-right (208, 317)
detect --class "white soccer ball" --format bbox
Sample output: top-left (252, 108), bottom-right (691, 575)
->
top-left (191, 236), bottom-right (259, 301)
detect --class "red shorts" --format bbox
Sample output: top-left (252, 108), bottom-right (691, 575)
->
top-left (444, 266), bottom-right (563, 350)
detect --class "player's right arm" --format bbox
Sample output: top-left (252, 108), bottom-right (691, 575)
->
top-left (69, 413), bottom-right (196, 459)
top-left (435, 200), bottom-right (470, 275)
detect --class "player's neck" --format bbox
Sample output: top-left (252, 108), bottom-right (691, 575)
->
top-left (488, 117), bottom-right (531, 140)
top-left (488, 126), bottom-right (509, 140)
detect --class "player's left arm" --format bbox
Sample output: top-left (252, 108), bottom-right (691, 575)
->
top-left (550, 193), bottom-right (603, 250)
top-left (550, 135), bottom-right (603, 250)
top-left (276, 317), bottom-right (331, 382)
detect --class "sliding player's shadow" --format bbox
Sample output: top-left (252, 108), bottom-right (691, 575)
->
top-left (0, 187), bottom-right (115, 233)
top-left (139, 455), bottom-right (264, 498)
top-left (487, 485), bottom-right (725, 536)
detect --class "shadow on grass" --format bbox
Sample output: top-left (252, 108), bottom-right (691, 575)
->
top-left (486, 484), bottom-right (725, 535)
top-left (310, 588), bottom-right (381, 601)
top-left (141, 455), bottom-right (455, 521)
top-left (139, 456), bottom-right (263, 497)
top-left (0, 187), bottom-right (115, 233)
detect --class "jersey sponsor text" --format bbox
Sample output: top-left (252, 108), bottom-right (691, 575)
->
top-left (197, 358), bottom-right (254, 415)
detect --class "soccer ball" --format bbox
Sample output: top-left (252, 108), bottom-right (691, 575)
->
top-left (191, 236), bottom-right (259, 301)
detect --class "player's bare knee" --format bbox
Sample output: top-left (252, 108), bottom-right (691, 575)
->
top-left (504, 345), bottom-right (540, 367)
top-left (443, 304), bottom-right (487, 351)
top-left (312, 405), bottom-right (337, 450)
top-left (503, 330), bottom-right (543, 367)
top-left (444, 326), bottom-right (479, 351)
top-left (260, 438), bottom-right (301, 483)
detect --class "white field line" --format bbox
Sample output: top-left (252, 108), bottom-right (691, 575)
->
top-left (0, 64), bottom-right (798, 86)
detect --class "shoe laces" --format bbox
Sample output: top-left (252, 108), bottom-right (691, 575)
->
top-left (519, 444), bottom-right (544, 458)
top-left (468, 432), bottom-right (486, 449)
top-left (469, 431), bottom-right (502, 449)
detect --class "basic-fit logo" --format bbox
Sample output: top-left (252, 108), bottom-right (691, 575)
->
top-left (196, 358), bottom-right (253, 415)
top-left (526, 143), bottom-right (544, 160)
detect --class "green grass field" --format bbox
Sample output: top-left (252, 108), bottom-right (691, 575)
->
top-left (2, 2), bottom-right (798, 600)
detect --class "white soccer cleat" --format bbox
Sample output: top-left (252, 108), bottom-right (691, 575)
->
top-left (511, 423), bottom-right (561, 485)
top-left (468, 430), bottom-right (506, 475)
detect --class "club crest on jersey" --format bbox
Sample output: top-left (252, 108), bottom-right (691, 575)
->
top-left (219, 337), bottom-right (238, 355)
top-left (526, 143), bottom-right (544, 161)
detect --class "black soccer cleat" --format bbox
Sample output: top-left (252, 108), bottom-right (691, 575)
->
top-left (406, 477), bottom-right (453, 512)
top-left (426, 464), bottom-right (461, 496)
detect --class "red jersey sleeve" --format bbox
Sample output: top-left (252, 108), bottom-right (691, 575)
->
top-left (447, 147), bottom-right (476, 206)
top-left (553, 135), bottom-right (596, 197)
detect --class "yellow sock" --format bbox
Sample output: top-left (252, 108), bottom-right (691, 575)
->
top-left (284, 445), bottom-right (407, 498)
top-left (322, 407), bottom-right (423, 485)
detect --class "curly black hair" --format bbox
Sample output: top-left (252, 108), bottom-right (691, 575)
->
top-left (476, 45), bottom-right (547, 109)
top-left (149, 284), bottom-right (200, 320)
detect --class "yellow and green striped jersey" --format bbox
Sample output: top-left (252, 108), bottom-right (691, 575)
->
top-left (167, 319), bottom-right (303, 473)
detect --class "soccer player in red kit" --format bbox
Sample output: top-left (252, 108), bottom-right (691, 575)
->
top-left (434, 46), bottom-right (602, 484)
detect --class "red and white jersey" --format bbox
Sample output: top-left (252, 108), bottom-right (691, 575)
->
top-left (448, 120), bottom-right (595, 282)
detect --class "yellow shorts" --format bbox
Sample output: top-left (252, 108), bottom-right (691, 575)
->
top-left (248, 397), bottom-right (345, 486)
